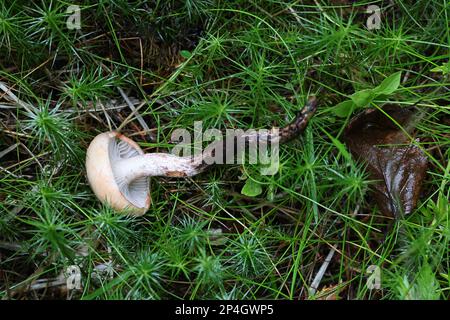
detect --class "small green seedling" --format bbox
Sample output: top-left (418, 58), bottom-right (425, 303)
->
top-left (334, 71), bottom-right (402, 118)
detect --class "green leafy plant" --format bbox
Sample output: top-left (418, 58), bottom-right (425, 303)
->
top-left (334, 71), bottom-right (402, 117)
top-left (241, 176), bottom-right (263, 197)
top-left (431, 61), bottom-right (450, 74)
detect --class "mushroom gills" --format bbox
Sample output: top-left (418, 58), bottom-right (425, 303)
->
top-left (109, 137), bottom-right (149, 208)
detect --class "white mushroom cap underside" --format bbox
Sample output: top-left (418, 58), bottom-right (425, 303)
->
top-left (86, 131), bottom-right (150, 216)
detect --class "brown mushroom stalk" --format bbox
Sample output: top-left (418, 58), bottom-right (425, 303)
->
top-left (86, 96), bottom-right (318, 216)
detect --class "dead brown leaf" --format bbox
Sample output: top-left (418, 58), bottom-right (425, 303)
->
top-left (343, 105), bottom-right (428, 218)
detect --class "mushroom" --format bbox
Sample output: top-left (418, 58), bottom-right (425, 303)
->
top-left (86, 96), bottom-right (318, 216)
top-left (85, 131), bottom-right (205, 216)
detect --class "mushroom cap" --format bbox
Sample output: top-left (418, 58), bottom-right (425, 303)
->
top-left (86, 131), bottom-right (150, 216)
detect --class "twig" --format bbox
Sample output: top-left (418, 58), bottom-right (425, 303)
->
top-left (0, 143), bottom-right (19, 160)
top-left (0, 81), bottom-right (35, 114)
top-left (118, 88), bottom-right (152, 139)
top-left (308, 204), bottom-right (362, 297)
top-left (0, 241), bottom-right (22, 251)
top-left (309, 246), bottom-right (336, 296)
top-left (0, 165), bottom-right (21, 178)
top-left (98, 100), bottom-right (114, 131)
top-left (288, 7), bottom-right (302, 24)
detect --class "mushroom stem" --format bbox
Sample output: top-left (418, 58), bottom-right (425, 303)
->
top-left (114, 152), bottom-right (203, 185)
top-left (114, 96), bottom-right (319, 186)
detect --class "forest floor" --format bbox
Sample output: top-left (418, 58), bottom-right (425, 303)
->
top-left (0, 0), bottom-right (449, 299)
